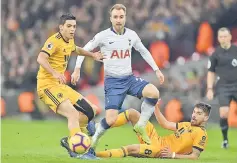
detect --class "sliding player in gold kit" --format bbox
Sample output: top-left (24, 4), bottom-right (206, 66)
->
top-left (96, 101), bottom-right (210, 160)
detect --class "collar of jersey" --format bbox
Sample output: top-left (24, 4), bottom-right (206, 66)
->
top-left (110, 27), bottom-right (126, 35)
top-left (220, 44), bottom-right (233, 52)
top-left (58, 32), bottom-right (69, 43)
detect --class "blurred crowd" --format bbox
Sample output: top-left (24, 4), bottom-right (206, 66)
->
top-left (1, 0), bottom-right (237, 91)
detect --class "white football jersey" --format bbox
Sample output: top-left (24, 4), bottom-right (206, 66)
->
top-left (75, 27), bottom-right (158, 77)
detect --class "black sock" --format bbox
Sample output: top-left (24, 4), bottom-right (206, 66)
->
top-left (101, 118), bottom-right (111, 129)
top-left (220, 118), bottom-right (228, 141)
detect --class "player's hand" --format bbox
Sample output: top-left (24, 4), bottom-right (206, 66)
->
top-left (160, 147), bottom-right (172, 158)
top-left (53, 71), bottom-right (66, 84)
top-left (206, 89), bottom-right (214, 100)
top-left (93, 51), bottom-right (106, 62)
top-left (71, 71), bottom-right (80, 85)
top-left (155, 69), bottom-right (165, 84)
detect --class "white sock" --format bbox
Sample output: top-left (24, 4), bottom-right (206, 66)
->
top-left (91, 122), bottom-right (106, 148)
top-left (136, 100), bottom-right (155, 127)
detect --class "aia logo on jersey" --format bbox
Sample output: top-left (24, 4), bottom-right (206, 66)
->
top-left (111, 50), bottom-right (130, 59)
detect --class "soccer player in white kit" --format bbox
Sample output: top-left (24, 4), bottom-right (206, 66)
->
top-left (71, 4), bottom-right (164, 149)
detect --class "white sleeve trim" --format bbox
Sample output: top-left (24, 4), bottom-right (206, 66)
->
top-left (75, 56), bottom-right (85, 68)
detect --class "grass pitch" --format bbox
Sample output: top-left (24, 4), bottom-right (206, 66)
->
top-left (2, 119), bottom-right (237, 163)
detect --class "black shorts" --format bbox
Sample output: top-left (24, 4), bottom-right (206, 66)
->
top-left (216, 84), bottom-right (237, 107)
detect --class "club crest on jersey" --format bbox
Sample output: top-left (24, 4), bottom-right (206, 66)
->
top-left (198, 136), bottom-right (206, 146)
top-left (47, 43), bottom-right (53, 50)
top-left (231, 59), bottom-right (237, 67)
top-left (111, 50), bottom-right (130, 59)
top-left (57, 93), bottom-right (63, 98)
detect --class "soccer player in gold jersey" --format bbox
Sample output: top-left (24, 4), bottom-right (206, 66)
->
top-left (36, 13), bottom-right (104, 158)
top-left (95, 101), bottom-right (210, 159)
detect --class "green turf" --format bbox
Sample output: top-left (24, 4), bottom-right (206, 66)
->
top-left (1, 119), bottom-right (237, 163)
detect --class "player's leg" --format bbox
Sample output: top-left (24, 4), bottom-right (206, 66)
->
top-left (57, 100), bottom-right (86, 158)
top-left (76, 101), bottom-right (98, 136)
top-left (90, 109), bottom-right (119, 149)
top-left (42, 87), bottom-right (82, 136)
top-left (96, 144), bottom-right (160, 158)
top-left (38, 88), bottom-right (80, 158)
top-left (89, 76), bottom-right (130, 151)
top-left (91, 109), bottom-right (119, 148)
top-left (87, 109), bottom-right (131, 134)
top-left (78, 112), bottom-right (91, 134)
top-left (91, 94), bottom-right (125, 149)
top-left (112, 108), bottom-right (146, 127)
top-left (44, 88), bottom-right (82, 157)
top-left (110, 108), bottom-right (138, 127)
top-left (136, 84), bottom-right (159, 138)
top-left (44, 86), bottom-right (97, 158)
top-left (218, 93), bottom-right (231, 148)
top-left (128, 76), bottom-right (159, 144)
top-left (87, 109), bottom-right (135, 141)
top-left (111, 109), bottom-right (160, 145)
top-left (61, 86), bottom-right (100, 159)
top-left (65, 85), bottom-right (98, 135)
top-left (57, 99), bottom-right (82, 135)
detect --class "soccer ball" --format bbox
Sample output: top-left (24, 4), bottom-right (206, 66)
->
top-left (69, 132), bottom-right (91, 154)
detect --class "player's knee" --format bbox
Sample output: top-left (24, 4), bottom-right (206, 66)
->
top-left (69, 112), bottom-right (80, 121)
top-left (127, 108), bottom-right (140, 121)
top-left (65, 109), bottom-right (79, 121)
top-left (143, 84), bottom-right (160, 99)
top-left (106, 111), bottom-right (118, 126)
top-left (73, 99), bottom-right (95, 122)
top-left (106, 116), bottom-right (118, 126)
top-left (152, 87), bottom-right (160, 99)
top-left (58, 99), bottom-right (79, 119)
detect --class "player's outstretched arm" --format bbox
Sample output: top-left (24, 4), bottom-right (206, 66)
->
top-left (160, 147), bottom-right (201, 160)
top-left (133, 32), bottom-right (164, 84)
top-left (154, 101), bottom-right (176, 131)
top-left (37, 52), bottom-right (66, 84)
top-left (175, 148), bottom-right (201, 159)
top-left (71, 33), bottom-right (102, 85)
top-left (75, 46), bottom-right (105, 62)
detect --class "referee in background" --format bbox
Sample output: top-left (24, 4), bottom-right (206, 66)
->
top-left (207, 27), bottom-right (237, 149)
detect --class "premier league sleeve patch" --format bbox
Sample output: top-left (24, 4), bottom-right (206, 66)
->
top-left (47, 43), bottom-right (53, 50)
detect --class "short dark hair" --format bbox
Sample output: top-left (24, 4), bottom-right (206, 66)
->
top-left (195, 102), bottom-right (211, 116)
top-left (59, 13), bottom-right (76, 25)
